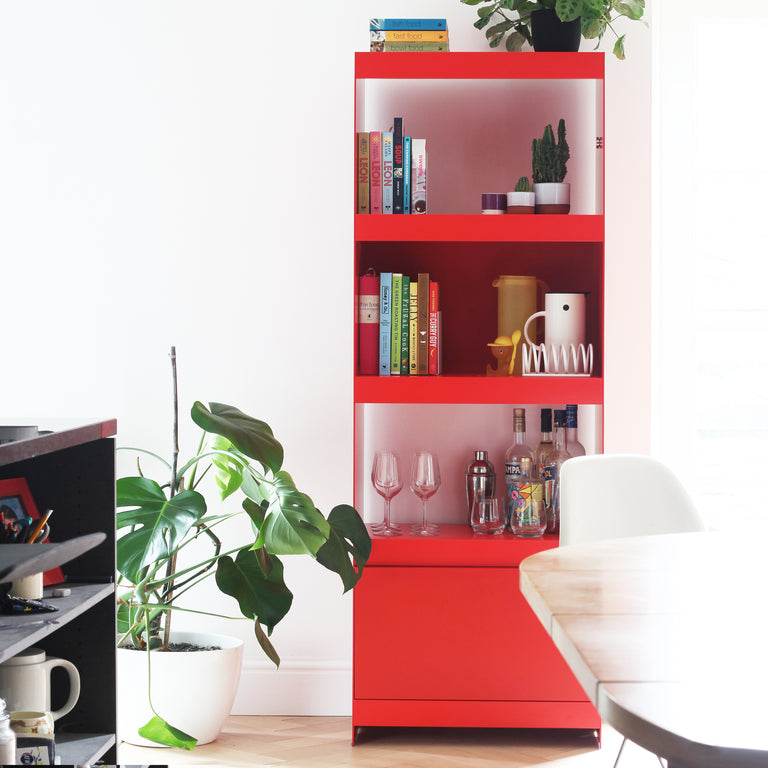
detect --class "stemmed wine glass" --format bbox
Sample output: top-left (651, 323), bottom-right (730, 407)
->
top-left (410, 450), bottom-right (441, 536)
top-left (371, 450), bottom-right (403, 536)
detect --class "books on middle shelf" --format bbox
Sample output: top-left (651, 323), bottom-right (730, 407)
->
top-left (356, 117), bottom-right (427, 215)
top-left (359, 270), bottom-right (441, 376)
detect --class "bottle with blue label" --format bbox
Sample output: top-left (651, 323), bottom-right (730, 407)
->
top-left (504, 408), bottom-right (534, 524)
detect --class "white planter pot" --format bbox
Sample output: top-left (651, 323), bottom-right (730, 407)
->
top-left (117, 630), bottom-right (244, 747)
top-left (505, 190), bottom-right (536, 214)
top-left (533, 182), bottom-right (570, 214)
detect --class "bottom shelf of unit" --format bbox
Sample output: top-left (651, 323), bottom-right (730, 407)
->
top-left (56, 732), bottom-right (116, 765)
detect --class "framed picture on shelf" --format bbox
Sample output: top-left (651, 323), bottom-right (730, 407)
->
top-left (0, 477), bottom-right (64, 585)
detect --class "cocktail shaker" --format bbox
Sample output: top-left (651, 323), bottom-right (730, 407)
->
top-left (465, 450), bottom-right (496, 521)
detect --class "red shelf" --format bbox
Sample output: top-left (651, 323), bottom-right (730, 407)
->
top-left (354, 374), bottom-right (604, 405)
top-left (355, 213), bottom-right (603, 243)
top-left (366, 524), bottom-right (559, 566)
top-left (355, 51), bottom-right (604, 80)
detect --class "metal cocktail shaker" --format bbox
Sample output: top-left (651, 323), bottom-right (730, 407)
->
top-left (465, 450), bottom-right (496, 522)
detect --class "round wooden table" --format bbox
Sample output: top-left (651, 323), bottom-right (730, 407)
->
top-left (520, 531), bottom-right (768, 768)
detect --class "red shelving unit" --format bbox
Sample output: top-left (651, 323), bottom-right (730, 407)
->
top-left (352, 51), bottom-right (604, 740)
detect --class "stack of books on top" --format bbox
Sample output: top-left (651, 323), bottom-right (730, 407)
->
top-left (369, 18), bottom-right (449, 52)
top-left (357, 117), bottom-right (427, 214)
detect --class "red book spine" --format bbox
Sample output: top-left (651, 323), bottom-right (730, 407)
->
top-left (428, 281), bottom-right (439, 375)
top-left (370, 131), bottom-right (382, 214)
top-left (358, 272), bottom-right (380, 375)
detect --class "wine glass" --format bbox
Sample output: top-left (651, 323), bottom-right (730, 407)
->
top-left (410, 450), bottom-right (441, 536)
top-left (370, 450), bottom-right (403, 536)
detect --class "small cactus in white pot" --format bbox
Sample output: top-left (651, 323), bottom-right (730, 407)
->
top-left (506, 176), bottom-right (535, 214)
top-left (532, 118), bottom-right (570, 214)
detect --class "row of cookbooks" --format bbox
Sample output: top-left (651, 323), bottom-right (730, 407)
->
top-left (369, 17), bottom-right (449, 52)
top-left (357, 119), bottom-right (427, 214)
top-left (358, 270), bottom-right (441, 376)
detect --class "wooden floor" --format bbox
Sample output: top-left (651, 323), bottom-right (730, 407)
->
top-left (118, 715), bottom-right (664, 767)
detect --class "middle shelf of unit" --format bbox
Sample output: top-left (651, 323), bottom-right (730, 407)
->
top-left (354, 374), bottom-right (603, 405)
top-left (354, 213), bottom-right (603, 242)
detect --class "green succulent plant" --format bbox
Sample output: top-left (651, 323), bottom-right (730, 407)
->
top-left (514, 176), bottom-right (532, 192)
top-left (116, 347), bottom-right (371, 749)
top-left (459, 0), bottom-right (646, 59)
top-left (532, 119), bottom-right (569, 183)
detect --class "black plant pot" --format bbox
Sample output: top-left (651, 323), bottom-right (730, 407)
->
top-left (530, 8), bottom-right (581, 52)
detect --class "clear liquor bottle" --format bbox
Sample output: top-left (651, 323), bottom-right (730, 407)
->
top-left (534, 408), bottom-right (553, 479)
top-left (504, 408), bottom-right (534, 521)
top-left (565, 403), bottom-right (586, 457)
top-left (542, 409), bottom-right (571, 534)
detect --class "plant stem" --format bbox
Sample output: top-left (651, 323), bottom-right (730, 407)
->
top-left (170, 345), bottom-right (179, 498)
top-left (164, 344), bottom-right (179, 647)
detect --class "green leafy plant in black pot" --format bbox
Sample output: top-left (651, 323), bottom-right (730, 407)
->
top-left (460, 0), bottom-right (646, 59)
top-left (116, 347), bottom-right (371, 749)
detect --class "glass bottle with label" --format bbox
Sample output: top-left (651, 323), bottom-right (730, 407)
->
top-left (534, 408), bottom-right (553, 479)
top-left (504, 408), bottom-right (534, 523)
top-left (542, 409), bottom-right (571, 534)
top-left (565, 403), bottom-right (586, 457)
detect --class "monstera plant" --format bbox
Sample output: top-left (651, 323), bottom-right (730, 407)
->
top-left (116, 348), bottom-right (371, 748)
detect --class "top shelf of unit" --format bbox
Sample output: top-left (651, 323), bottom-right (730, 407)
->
top-left (354, 213), bottom-right (603, 242)
top-left (355, 51), bottom-right (604, 80)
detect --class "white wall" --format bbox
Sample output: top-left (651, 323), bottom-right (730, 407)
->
top-left (0, 2), bottom-right (652, 714)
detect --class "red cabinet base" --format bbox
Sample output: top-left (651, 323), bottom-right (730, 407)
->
top-left (352, 526), bottom-right (600, 743)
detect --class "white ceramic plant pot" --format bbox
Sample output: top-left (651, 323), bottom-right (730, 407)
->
top-left (533, 182), bottom-right (570, 214)
top-left (117, 630), bottom-right (244, 747)
top-left (505, 190), bottom-right (536, 214)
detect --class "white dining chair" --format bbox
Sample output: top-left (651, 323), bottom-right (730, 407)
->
top-left (559, 453), bottom-right (707, 768)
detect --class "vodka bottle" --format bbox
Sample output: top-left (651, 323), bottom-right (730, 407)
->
top-left (534, 408), bottom-right (553, 479)
top-left (542, 409), bottom-right (571, 534)
top-left (565, 403), bottom-right (586, 457)
top-left (504, 408), bottom-right (534, 521)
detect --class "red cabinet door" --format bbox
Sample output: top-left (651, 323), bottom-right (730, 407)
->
top-left (354, 565), bottom-right (589, 702)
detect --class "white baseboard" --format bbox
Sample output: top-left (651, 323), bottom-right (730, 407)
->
top-left (231, 659), bottom-right (352, 716)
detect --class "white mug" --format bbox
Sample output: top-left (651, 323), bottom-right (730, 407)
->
top-left (524, 292), bottom-right (586, 349)
top-left (0, 647), bottom-right (80, 721)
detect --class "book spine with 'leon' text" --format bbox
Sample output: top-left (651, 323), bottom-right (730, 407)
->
top-left (357, 132), bottom-right (369, 214)
top-left (382, 132), bottom-right (394, 214)
top-left (369, 131), bottom-right (382, 214)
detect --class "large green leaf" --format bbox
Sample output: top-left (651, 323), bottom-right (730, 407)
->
top-left (616, 0), bottom-right (644, 21)
top-left (215, 549), bottom-right (293, 634)
top-left (316, 504), bottom-right (372, 592)
top-left (209, 434), bottom-right (246, 500)
top-left (555, 0), bottom-right (584, 22)
top-left (138, 715), bottom-right (197, 750)
top-left (259, 470), bottom-right (331, 555)
top-left (116, 477), bottom-right (205, 584)
top-left (191, 401), bottom-right (284, 473)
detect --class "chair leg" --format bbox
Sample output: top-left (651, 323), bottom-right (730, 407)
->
top-left (612, 736), bottom-right (627, 768)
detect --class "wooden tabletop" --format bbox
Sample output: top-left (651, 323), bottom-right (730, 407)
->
top-left (519, 532), bottom-right (768, 768)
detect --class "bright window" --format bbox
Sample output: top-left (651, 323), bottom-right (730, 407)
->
top-left (655, 3), bottom-right (768, 529)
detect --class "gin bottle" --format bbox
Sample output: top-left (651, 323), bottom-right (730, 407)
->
top-left (542, 409), bottom-right (571, 534)
top-left (534, 408), bottom-right (553, 479)
top-left (505, 408), bottom-right (534, 520)
top-left (565, 403), bottom-right (586, 457)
